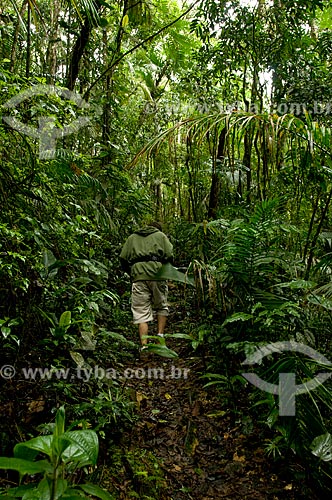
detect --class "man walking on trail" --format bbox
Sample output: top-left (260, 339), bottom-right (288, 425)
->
top-left (120, 222), bottom-right (173, 349)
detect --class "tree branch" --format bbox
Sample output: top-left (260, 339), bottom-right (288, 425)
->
top-left (83, 0), bottom-right (201, 99)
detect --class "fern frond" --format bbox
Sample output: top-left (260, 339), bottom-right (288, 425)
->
top-left (79, 199), bottom-right (116, 229)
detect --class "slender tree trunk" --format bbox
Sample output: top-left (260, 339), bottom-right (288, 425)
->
top-left (303, 192), bottom-right (320, 261)
top-left (155, 180), bottom-right (162, 220)
top-left (102, 27), bottom-right (110, 144)
top-left (101, 1), bottom-right (128, 137)
top-left (66, 18), bottom-right (91, 90)
top-left (186, 137), bottom-right (197, 222)
top-left (254, 131), bottom-right (262, 201)
top-left (173, 140), bottom-right (184, 217)
top-left (10, 1), bottom-right (27, 73)
top-left (65, 9), bottom-right (71, 81)
top-left (243, 130), bottom-right (252, 203)
top-left (25, 2), bottom-right (31, 78)
top-left (261, 127), bottom-right (268, 199)
top-left (46, 0), bottom-right (61, 83)
top-left (66, 1), bottom-right (102, 90)
top-left (207, 127), bottom-right (226, 219)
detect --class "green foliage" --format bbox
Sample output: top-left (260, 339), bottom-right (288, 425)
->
top-left (0, 406), bottom-right (113, 500)
top-left (311, 432), bottom-right (332, 462)
top-left (2, 0), bottom-right (332, 496)
top-left (142, 336), bottom-right (179, 358)
top-left (0, 317), bottom-right (21, 347)
top-left (243, 349), bottom-right (332, 491)
top-left (171, 196), bottom-right (332, 494)
top-left (106, 448), bottom-right (166, 499)
top-left (154, 262), bottom-right (195, 286)
top-left (70, 385), bottom-right (137, 438)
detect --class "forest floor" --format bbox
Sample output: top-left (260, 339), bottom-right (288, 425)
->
top-left (102, 325), bottom-right (318, 500)
top-left (0, 291), bottom-right (322, 500)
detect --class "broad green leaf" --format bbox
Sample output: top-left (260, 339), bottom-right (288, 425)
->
top-left (70, 351), bottom-right (86, 367)
top-left (145, 344), bottom-right (178, 358)
top-left (0, 484), bottom-right (36, 499)
top-left (0, 458), bottom-right (51, 475)
top-left (62, 430), bottom-right (99, 466)
top-left (154, 263), bottom-right (195, 286)
top-left (221, 312), bottom-right (253, 327)
top-left (79, 331), bottom-right (96, 349)
top-left (13, 442), bottom-right (39, 462)
top-left (37, 477), bottom-right (51, 500)
top-left (168, 333), bottom-right (192, 340)
top-left (311, 433), bottom-right (332, 461)
top-left (105, 331), bottom-right (129, 341)
top-left (1, 326), bottom-right (11, 337)
top-left (42, 249), bottom-right (59, 279)
top-left (59, 311), bottom-right (71, 329)
top-left (43, 249), bottom-right (56, 270)
top-left (14, 436), bottom-right (53, 460)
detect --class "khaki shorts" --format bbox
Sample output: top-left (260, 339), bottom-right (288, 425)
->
top-left (131, 280), bottom-right (169, 324)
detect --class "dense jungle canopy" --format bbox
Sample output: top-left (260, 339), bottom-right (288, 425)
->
top-left (2, 0), bottom-right (332, 499)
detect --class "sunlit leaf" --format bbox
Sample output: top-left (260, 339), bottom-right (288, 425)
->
top-left (311, 433), bottom-right (332, 461)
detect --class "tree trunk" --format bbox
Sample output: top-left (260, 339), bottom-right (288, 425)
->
top-left (101, 1), bottom-right (128, 137)
top-left (186, 137), bottom-right (197, 222)
top-left (65, 17), bottom-right (91, 91)
top-left (207, 128), bottom-right (226, 219)
top-left (10, 1), bottom-right (27, 73)
top-left (46, 0), bottom-right (61, 84)
top-left (243, 130), bottom-right (252, 203)
top-left (303, 193), bottom-right (319, 262)
top-left (65, 1), bottom-right (102, 90)
top-left (25, 2), bottom-right (31, 78)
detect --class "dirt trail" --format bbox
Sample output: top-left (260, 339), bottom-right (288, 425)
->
top-left (0, 331), bottom-right (315, 499)
top-left (107, 337), bottom-right (310, 500)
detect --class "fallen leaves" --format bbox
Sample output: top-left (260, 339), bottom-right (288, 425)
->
top-left (233, 451), bottom-right (246, 463)
top-left (103, 342), bottom-right (302, 500)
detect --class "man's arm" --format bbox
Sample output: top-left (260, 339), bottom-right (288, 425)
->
top-left (120, 237), bottom-right (132, 274)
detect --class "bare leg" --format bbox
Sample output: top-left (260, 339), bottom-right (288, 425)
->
top-left (157, 315), bottom-right (167, 335)
top-left (138, 322), bottom-right (149, 346)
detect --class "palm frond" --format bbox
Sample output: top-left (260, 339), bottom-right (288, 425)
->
top-left (128, 111), bottom-right (332, 170)
top-left (79, 199), bottom-right (116, 229)
top-left (74, 173), bottom-right (108, 200)
top-left (312, 282), bottom-right (332, 299)
top-left (62, 0), bottom-right (102, 25)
